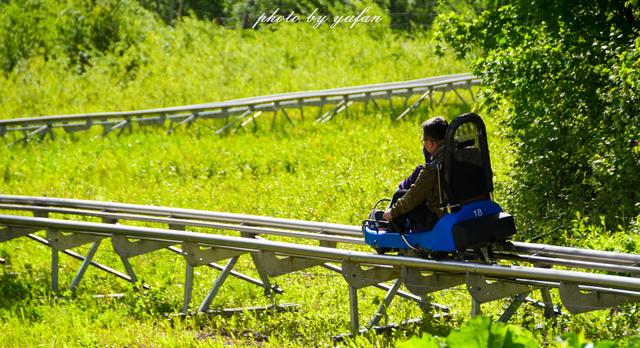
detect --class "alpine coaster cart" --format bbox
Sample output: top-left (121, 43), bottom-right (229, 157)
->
top-left (363, 113), bottom-right (516, 259)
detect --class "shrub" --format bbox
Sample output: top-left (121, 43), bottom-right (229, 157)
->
top-left (0, 0), bottom-right (158, 74)
top-left (436, 1), bottom-right (640, 237)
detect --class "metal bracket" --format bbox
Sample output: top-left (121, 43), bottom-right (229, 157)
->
top-left (181, 242), bottom-right (247, 266)
top-left (167, 112), bottom-right (198, 134)
top-left (466, 274), bottom-right (532, 303)
top-left (239, 232), bottom-right (276, 296)
top-left (341, 261), bottom-right (399, 289)
top-left (181, 244), bottom-right (246, 313)
top-left (63, 119), bottom-right (93, 133)
top-left (318, 239), bottom-right (337, 249)
top-left (559, 282), bottom-right (640, 314)
top-left (277, 102), bottom-right (294, 125)
top-left (402, 267), bottom-right (465, 296)
top-left (46, 228), bottom-right (104, 250)
top-left (254, 251), bottom-right (327, 277)
top-left (0, 226), bottom-right (41, 242)
top-left (539, 287), bottom-right (558, 318)
top-left (50, 238), bottom-right (103, 294)
top-left (452, 85), bottom-right (468, 105)
top-left (137, 113), bottom-right (166, 126)
top-left (46, 224), bottom-right (106, 292)
top-left (386, 90), bottom-right (395, 116)
top-left (112, 235), bottom-right (173, 258)
top-left (166, 245), bottom-right (281, 294)
top-left (112, 235), bottom-right (174, 283)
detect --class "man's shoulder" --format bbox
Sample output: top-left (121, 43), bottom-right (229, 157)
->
top-left (416, 162), bottom-right (438, 181)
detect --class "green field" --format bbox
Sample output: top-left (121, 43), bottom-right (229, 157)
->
top-left (2, 8), bottom-right (640, 348)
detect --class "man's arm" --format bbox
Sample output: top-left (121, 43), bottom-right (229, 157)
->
top-left (384, 165), bottom-right (436, 220)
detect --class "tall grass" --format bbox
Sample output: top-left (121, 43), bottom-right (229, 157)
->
top-left (0, 18), bottom-right (468, 119)
top-left (1, 14), bottom-right (638, 348)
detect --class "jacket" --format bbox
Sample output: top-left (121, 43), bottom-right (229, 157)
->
top-left (390, 144), bottom-right (447, 219)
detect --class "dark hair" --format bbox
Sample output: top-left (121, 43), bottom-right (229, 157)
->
top-left (421, 116), bottom-right (448, 141)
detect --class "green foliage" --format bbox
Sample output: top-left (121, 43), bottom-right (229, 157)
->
top-left (123, 282), bottom-right (179, 319)
top-left (1, 2), bottom-right (639, 346)
top-left (0, 0), bottom-right (158, 74)
top-left (398, 316), bottom-right (538, 348)
top-left (0, 14), bottom-right (467, 119)
top-left (436, 1), bottom-right (640, 237)
top-left (397, 332), bottom-right (441, 348)
top-left (554, 332), bottom-right (616, 348)
top-left (399, 317), bottom-right (640, 348)
top-left (133, 0), bottom-right (478, 31)
top-left (447, 316), bottom-right (537, 348)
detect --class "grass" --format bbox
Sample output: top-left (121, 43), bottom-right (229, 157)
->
top-left (0, 106), bottom-right (464, 347)
top-left (2, 106), bottom-right (640, 346)
top-left (0, 19), bottom-right (469, 119)
top-left (1, 17), bottom-right (639, 347)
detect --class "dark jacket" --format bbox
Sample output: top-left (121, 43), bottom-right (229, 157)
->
top-left (390, 145), bottom-right (447, 219)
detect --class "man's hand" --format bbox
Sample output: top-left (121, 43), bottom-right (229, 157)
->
top-left (383, 209), bottom-right (393, 221)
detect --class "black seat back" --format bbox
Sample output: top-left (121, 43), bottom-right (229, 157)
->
top-left (443, 113), bottom-right (493, 205)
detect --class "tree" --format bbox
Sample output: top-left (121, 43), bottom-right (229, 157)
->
top-left (436, 1), bottom-right (640, 237)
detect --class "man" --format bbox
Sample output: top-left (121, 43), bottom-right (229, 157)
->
top-left (383, 116), bottom-right (448, 232)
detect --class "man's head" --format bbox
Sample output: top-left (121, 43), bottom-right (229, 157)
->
top-left (421, 116), bottom-right (448, 154)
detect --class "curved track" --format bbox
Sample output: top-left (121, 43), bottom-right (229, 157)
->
top-left (1, 195), bottom-right (639, 334)
top-left (0, 73), bottom-right (478, 145)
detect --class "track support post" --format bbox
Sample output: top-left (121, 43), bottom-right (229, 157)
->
top-left (183, 264), bottom-right (194, 314)
top-left (540, 288), bottom-right (557, 318)
top-left (471, 298), bottom-right (482, 317)
top-left (51, 247), bottom-right (59, 294)
top-left (349, 286), bottom-right (359, 335)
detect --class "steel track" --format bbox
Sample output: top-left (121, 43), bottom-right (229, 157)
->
top-left (1, 195), bottom-right (639, 334)
top-left (0, 74), bottom-right (479, 144)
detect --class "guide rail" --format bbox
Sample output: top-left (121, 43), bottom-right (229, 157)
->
top-left (0, 74), bottom-right (479, 144)
top-left (1, 195), bottom-right (640, 333)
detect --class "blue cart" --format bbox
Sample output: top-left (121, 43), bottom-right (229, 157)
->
top-left (362, 113), bottom-right (516, 257)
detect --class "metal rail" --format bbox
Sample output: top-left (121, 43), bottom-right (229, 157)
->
top-left (2, 195), bottom-right (640, 334)
top-left (0, 74), bottom-right (479, 144)
top-left (0, 195), bottom-right (637, 269)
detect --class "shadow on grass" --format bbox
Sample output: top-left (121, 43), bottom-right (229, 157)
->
top-left (0, 270), bottom-right (47, 323)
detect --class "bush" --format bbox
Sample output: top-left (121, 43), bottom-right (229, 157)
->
top-left (436, 1), bottom-right (640, 237)
top-left (0, 0), bottom-right (158, 74)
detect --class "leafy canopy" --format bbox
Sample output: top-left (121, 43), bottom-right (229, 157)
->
top-left (436, 0), bottom-right (640, 237)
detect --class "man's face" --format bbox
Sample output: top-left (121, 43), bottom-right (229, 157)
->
top-left (422, 138), bottom-right (437, 154)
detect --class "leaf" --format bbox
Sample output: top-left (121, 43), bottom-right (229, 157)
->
top-left (446, 317), bottom-right (537, 348)
top-left (447, 316), bottom-right (491, 348)
top-left (555, 332), bottom-right (585, 348)
top-left (625, 336), bottom-right (640, 348)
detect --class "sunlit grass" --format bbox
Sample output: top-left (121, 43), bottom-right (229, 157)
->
top-left (1, 19), bottom-right (638, 346)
